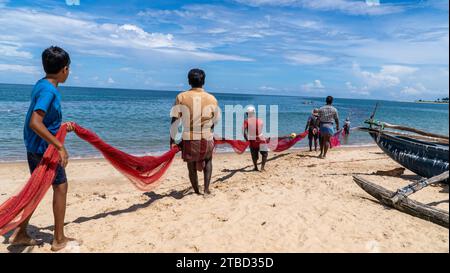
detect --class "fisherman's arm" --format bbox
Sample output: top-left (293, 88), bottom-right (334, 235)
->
top-left (335, 111), bottom-right (340, 130)
top-left (169, 96), bottom-right (182, 148)
top-left (243, 121), bottom-right (249, 141)
top-left (170, 117), bottom-right (181, 147)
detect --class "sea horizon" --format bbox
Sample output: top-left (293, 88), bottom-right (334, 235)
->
top-left (0, 82), bottom-right (440, 104)
top-left (1, 83), bottom-right (448, 162)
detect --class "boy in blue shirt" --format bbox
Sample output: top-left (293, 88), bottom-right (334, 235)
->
top-left (10, 46), bottom-right (77, 251)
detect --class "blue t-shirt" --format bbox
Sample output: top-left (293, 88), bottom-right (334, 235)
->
top-left (24, 78), bottom-right (62, 154)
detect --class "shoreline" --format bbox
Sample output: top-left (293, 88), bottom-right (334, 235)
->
top-left (0, 143), bottom-right (377, 164)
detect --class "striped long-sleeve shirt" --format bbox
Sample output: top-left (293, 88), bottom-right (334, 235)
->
top-left (318, 105), bottom-right (339, 124)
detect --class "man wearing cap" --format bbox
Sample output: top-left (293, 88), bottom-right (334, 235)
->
top-left (170, 68), bottom-right (220, 195)
top-left (305, 108), bottom-right (320, 152)
top-left (243, 106), bottom-right (268, 171)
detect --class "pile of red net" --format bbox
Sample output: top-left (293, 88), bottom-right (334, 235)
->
top-left (0, 124), bottom-right (341, 235)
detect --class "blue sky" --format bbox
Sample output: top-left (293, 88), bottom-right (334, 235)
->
top-left (0, 0), bottom-right (448, 100)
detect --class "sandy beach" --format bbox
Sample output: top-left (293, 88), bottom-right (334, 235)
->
top-left (0, 146), bottom-right (448, 253)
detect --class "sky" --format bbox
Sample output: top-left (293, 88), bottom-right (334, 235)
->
top-left (0, 0), bottom-right (448, 101)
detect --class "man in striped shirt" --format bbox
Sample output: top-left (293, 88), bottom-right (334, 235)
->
top-left (318, 96), bottom-right (339, 158)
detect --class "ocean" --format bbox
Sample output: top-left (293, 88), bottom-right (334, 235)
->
top-left (0, 83), bottom-right (448, 161)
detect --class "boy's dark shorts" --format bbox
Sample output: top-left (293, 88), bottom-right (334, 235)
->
top-left (27, 152), bottom-right (67, 185)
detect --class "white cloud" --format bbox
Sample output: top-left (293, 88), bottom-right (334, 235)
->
top-left (234, 0), bottom-right (403, 15)
top-left (259, 85), bottom-right (277, 91)
top-left (380, 65), bottom-right (418, 76)
top-left (113, 24), bottom-right (174, 48)
top-left (0, 64), bottom-right (39, 74)
top-left (346, 81), bottom-right (370, 96)
top-left (346, 81), bottom-right (354, 89)
top-left (0, 43), bottom-right (32, 59)
top-left (137, 5), bottom-right (277, 46)
top-left (302, 80), bottom-right (325, 92)
top-left (153, 48), bottom-right (254, 62)
top-left (400, 83), bottom-right (427, 95)
top-left (0, 8), bottom-right (252, 62)
top-left (286, 52), bottom-right (332, 65)
top-left (345, 39), bottom-right (449, 65)
top-left (349, 64), bottom-right (447, 99)
top-left (107, 77), bottom-right (115, 84)
top-left (352, 63), bottom-right (418, 89)
top-left (366, 0), bottom-right (380, 7)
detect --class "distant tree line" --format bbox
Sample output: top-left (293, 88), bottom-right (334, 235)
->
top-left (416, 97), bottom-right (449, 103)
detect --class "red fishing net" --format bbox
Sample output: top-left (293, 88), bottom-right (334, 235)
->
top-left (330, 130), bottom-right (343, 148)
top-left (0, 124), bottom-right (180, 235)
top-left (268, 131), bottom-right (309, 152)
top-left (213, 139), bottom-right (249, 154)
top-left (0, 124), bottom-right (340, 236)
top-left (0, 124), bottom-right (68, 235)
top-left (73, 125), bottom-right (180, 191)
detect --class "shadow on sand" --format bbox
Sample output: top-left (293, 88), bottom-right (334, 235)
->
top-left (214, 153), bottom-right (289, 183)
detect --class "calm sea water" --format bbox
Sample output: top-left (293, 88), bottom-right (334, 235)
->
top-left (0, 83), bottom-right (448, 161)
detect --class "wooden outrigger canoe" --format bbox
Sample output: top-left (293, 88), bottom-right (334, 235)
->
top-left (353, 173), bottom-right (449, 228)
top-left (353, 104), bottom-right (449, 228)
top-left (358, 127), bottom-right (449, 180)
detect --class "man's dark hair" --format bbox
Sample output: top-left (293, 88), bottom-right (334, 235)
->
top-left (42, 46), bottom-right (71, 74)
top-left (326, 96), bottom-right (333, 105)
top-left (188, 68), bottom-right (205, 88)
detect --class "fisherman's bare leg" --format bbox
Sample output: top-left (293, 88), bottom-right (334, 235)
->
top-left (51, 182), bottom-right (76, 251)
top-left (187, 162), bottom-right (200, 194)
top-left (314, 135), bottom-right (318, 152)
top-left (260, 152), bottom-right (268, 171)
top-left (250, 148), bottom-right (259, 171)
top-left (319, 135), bottom-right (324, 158)
top-left (323, 135), bottom-right (331, 158)
top-left (308, 136), bottom-right (313, 152)
top-left (203, 157), bottom-right (213, 195)
top-left (10, 212), bottom-right (40, 246)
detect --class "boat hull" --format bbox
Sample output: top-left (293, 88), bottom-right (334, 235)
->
top-left (367, 130), bottom-right (449, 180)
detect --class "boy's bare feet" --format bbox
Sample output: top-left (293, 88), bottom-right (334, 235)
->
top-left (10, 232), bottom-right (42, 246)
top-left (51, 236), bottom-right (79, 252)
